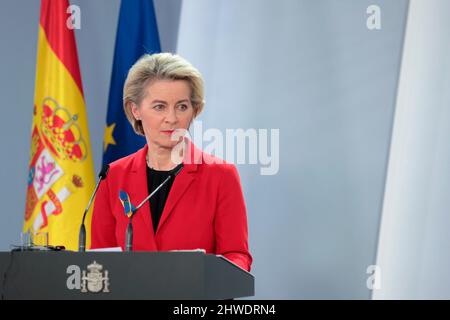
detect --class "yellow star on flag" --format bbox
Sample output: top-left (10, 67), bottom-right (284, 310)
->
top-left (103, 123), bottom-right (117, 152)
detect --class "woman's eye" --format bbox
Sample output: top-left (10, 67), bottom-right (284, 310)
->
top-left (178, 104), bottom-right (188, 111)
top-left (153, 104), bottom-right (165, 111)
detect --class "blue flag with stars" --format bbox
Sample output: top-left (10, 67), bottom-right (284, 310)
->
top-left (103, 0), bottom-right (161, 165)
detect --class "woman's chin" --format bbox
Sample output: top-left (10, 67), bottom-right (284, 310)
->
top-left (153, 139), bottom-right (181, 150)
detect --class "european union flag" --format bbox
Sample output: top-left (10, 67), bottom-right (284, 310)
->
top-left (102, 0), bottom-right (161, 165)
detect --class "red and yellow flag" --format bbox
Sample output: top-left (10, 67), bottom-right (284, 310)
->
top-left (23, 0), bottom-right (95, 250)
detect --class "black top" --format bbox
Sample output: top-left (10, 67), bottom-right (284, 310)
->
top-left (146, 166), bottom-right (176, 234)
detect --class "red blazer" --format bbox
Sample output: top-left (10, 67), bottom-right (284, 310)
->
top-left (91, 141), bottom-right (252, 272)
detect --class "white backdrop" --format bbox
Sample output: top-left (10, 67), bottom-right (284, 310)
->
top-left (374, 0), bottom-right (450, 299)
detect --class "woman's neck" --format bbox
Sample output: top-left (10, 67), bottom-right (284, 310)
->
top-left (146, 144), bottom-right (179, 171)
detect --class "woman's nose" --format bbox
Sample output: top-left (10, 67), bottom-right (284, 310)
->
top-left (164, 107), bottom-right (178, 123)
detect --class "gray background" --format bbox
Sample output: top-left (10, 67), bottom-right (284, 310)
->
top-left (0, 0), bottom-right (411, 299)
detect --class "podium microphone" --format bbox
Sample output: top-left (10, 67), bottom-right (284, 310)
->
top-left (124, 163), bottom-right (183, 252)
top-left (78, 164), bottom-right (110, 252)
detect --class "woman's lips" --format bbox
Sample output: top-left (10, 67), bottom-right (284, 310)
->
top-left (161, 130), bottom-right (175, 135)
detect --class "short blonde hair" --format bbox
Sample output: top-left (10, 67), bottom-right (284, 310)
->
top-left (123, 53), bottom-right (205, 135)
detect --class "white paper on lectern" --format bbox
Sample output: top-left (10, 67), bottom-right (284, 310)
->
top-left (169, 248), bottom-right (206, 253)
top-left (87, 247), bottom-right (123, 252)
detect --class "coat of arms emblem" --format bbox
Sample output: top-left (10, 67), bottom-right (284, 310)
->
top-left (81, 261), bottom-right (110, 293)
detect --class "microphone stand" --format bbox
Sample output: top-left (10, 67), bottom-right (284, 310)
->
top-left (78, 164), bottom-right (110, 252)
top-left (125, 164), bottom-right (183, 252)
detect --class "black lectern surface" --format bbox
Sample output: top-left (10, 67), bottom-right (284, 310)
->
top-left (0, 251), bottom-right (254, 300)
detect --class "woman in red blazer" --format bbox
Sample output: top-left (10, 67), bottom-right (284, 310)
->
top-left (91, 53), bottom-right (252, 272)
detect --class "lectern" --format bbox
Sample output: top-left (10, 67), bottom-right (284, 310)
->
top-left (0, 251), bottom-right (254, 300)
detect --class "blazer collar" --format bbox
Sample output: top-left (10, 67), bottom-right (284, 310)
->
top-left (131, 139), bottom-right (201, 174)
top-left (129, 139), bottom-right (202, 238)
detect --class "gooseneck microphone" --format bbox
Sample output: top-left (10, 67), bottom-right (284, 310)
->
top-left (125, 163), bottom-right (183, 252)
top-left (78, 164), bottom-right (110, 252)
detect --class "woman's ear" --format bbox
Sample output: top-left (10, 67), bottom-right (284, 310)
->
top-left (130, 103), bottom-right (140, 120)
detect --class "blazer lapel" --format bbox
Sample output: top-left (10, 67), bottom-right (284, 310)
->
top-left (156, 169), bottom-right (195, 234)
top-left (156, 139), bottom-right (201, 235)
top-left (129, 145), bottom-right (156, 243)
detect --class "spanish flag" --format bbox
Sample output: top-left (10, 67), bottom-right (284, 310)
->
top-left (23, 0), bottom-right (95, 251)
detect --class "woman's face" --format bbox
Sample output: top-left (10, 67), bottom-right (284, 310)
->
top-left (131, 79), bottom-right (194, 149)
